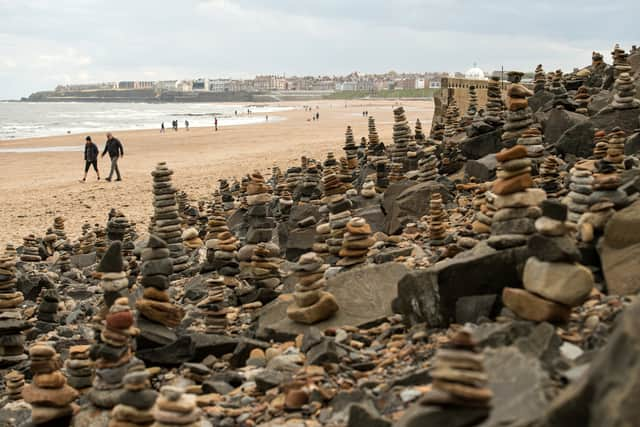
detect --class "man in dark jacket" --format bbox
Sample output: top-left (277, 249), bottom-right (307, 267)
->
top-left (82, 136), bottom-right (100, 182)
top-left (101, 132), bottom-right (124, 181)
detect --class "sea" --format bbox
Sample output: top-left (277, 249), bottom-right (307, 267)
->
top-left (0, 102), bottom-right (292, 141)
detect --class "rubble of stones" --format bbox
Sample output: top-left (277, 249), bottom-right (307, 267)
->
top-left (2, 44), bottom-right (640, 427)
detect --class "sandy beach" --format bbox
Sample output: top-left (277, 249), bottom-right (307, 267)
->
top-left (0, 99), bottom-right (433, 243)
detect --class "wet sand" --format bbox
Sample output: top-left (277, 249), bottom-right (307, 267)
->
top-left (0, 99), bottom-right (433, 244)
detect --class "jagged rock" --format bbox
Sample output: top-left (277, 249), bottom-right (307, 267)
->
top-left (461, 129), bottom-right (503, 160)
top-left (555, 121), bottom-right (596, 158)
top-left (540, 300), bottom-right (640, 427)
top-left (383, 181), bottom-right (451, 235)
top-left (353, 205), bottom-right (385, 234)
top-left (544, 108), bottom-right (588, 145)
top-left (393, 243), bottom-right (529, 327)
top-left (285, 228), bottom-right (316, 261)
top-left (347, 404), bottom-right (391, 427)
top-left (600, 200), bottom-right (640, 295)
top-left (465, 154), bottom-right (498, 182)
top-left (257, 263), bottom-right (409, 341)
top-left (626, 130), bottom-right (640, 155)
top-left (529, 91), bottom-right (554, 113)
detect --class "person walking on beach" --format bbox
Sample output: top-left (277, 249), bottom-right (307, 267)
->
top-left (316, 112), bottom-right (320, 120)
top-left (185, 120), bottom-right (189, 131)
top-left (81, 136), bottom-right (100, 182)
top-left (214, 117), bottom-right (218, 131)
top-left (102, 132), bottom-right (124, 182)
top-left (161, 122), bottom-right (165, 133)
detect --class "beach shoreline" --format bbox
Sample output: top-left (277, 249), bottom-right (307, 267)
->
top-left (0, 99), bottom-right (433, 243)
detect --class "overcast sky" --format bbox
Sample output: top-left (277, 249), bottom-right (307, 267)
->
top-left (0, 0), bottom-right (637, 99)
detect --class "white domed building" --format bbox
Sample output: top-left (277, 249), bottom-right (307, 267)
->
top-left (465, 66), bottom-right (486, 81)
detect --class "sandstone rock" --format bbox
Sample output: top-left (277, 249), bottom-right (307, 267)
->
top-left (523, 257), bottom-right (593, 306)
top-left (502, 288), bottom-right (571, 323)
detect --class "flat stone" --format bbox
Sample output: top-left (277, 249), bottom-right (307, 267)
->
top-left (502, 287), bottom-right (571, 323)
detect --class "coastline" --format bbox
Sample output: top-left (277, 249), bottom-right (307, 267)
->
top-left (0, 99), bottom-right (433, 243)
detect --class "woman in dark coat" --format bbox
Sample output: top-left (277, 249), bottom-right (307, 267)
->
top-left (82, 136), bottom-right (100, 181)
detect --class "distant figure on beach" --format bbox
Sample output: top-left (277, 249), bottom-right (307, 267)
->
top-left (235, 110), bottom-right (238, 116)
top-left (316, 112), bottom-right (320, 120)
top-left (185, 120), bottom-right (189, 131)
top-left (81, 136), bottom-right (100, 182)
top-left (101, 132), bottom-right (124, 182)
top-left (214, 117), bottom-right (218, 131)
top-left (265, 115), bottom-right (268, 121)
top-left (161, 122), bottom-right (165, 133)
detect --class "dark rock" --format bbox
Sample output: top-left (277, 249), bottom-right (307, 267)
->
top-left (373, 246), bottom-right (414, 264)
top-left (257, 263), bottom-right (409, 341)
top-left (390, 368), bottom-right (432, 387)
top-left (529, 90), bottom-right (554, 113)
top-left (555, 121), bottom-right (596, 158)
top-left (183, 275), bottom-right (208, 302)
top-left (354, 205), bottom-right (385, 234)
top-left (97, 242), bottom-right (123, 273)
top-left (461, 128), bottom-right (503, 160)
top-left (306, 339), bottom-right (339, 365)
top-left (513, 322), bottom-right (565, 372)
top-left (540, 300), bottom-right (640, 427)
top-left (544, 108), bottom-right (588, 145)
top-left (455, 294), bottom-right (499, 324)
top-left (202, 380), bottom-right (234, 395)
top-left (136, 316), bottom-right (177, 347)
top-left (384, 181), bottom-right (451, 235)
top-left (301, 327), bottom-right (324, 353)
top-left (528, 234), bottom-right (581, 263)
top-left (255, 369), bottom-right (289, 393)
top-left (70, 253), bottom-right (97, 269)
top-left (285, 227), bottom-right (316, 261)
top-left (465, 154), bottom-right (497, 182)
top-left (591, 106), bottom-right (640, 134)
top-left (136, 335), bottom-right (194, 366)
top-left (229, 338), bottom-right (271, 368)
top-left (395, 405), bottom-right (489, 427)
top-left (347, 404), bottom-right (391, 427)
top-left (393, 244), bottom-right (529, 327)
top-left (625, 130), bottom-right (640, 155)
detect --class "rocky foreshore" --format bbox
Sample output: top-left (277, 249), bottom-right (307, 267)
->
top-left (2, 44), bottom-right (640, 427)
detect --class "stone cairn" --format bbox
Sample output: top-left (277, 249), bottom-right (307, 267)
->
top-left (376, 161), bottom-right (389, 191)
top-left (589, 159), bottom-right (629, 209)
top-left (287, 252), bottom-right (338, 324)
top-left (285, 166), bottom-right (303, 194)
top-left (488, 145), bottom-right (545, 249)
top-left (151, 386), bottom-right (203, 427)
top-left (313, 222), bottom-right (331, 260)
top-left (388, 162), bottom-right (406, 182)
top-left (36, 288), bottom-right (59, 327)
top-left (534, 64), bottom-right (546, 93)
top-left (278, 190), bottom-right (293, 221)
top-left (299, 161), bottom-right (322, 202)
top-left (361, 180), bottom-right (377, 198)
top-left (219, 179), bottom-right (235, 212)
top-left (198, 273), bottom-right (228, 334)
top-left (550, 70), bottom-right (570, 108)
top-left (367, 116), bottom-right (385, 163)
top-left (502, 72), bottom-right (534, 145)
top-left (574, 86), bottom-right (591, 114)
top-left (337, 217), bottom-right (374, 267)
top-left (95, 225), bottom-right (108, 261)
top-left (21, 234), bottom-right (41, 262)
top-left (106, 211), bottom-right (130, 243)
top-left (471, 187), bottom-right (494, 235)
top-left (245, 171), bottom-right (274, 246)
top-left (42, 230), bottom-right (55, 260)
top-left (0, 246), bottom-right (27, 367)
top-left (592, 130), bottom-right (609, 159)
top-left (503, 200), bottom-right (594, 323)
top-left (321, 169), bottom-right (349, 257)
top-left (428, 193), bottom-right (448, 246)
top-left (247, 242), bottom-right (282, 289)
top-left (564, 163), bottom-right (593, 225)
top-left (79, 223), bottom-right (96, 254)
top-left (23, 344), bottom-right (78, 425)
top-left (605, 127), bottom-right (626, 170)
top-left (137, 236), bottom-right (185, 343)
top-left (516, 126), bottom-right (544, 163)
top-left (611, 44), bottom-right (632, 79)
top-left (98, 241), bottom-right (128, 310)
top-left (182, 227), bottom-right (203, 254)
top-left (203, 212), bottom-right (240, 277)
top-left (53, 216), bottom-right (67, 242)
top-left (486, 76), bottom-right (504, 124)
top-left (416, 146), bottom-right (438, 183)
top-left (420, 328), bottom-right (492, 409)
top-left (109, 367), bottom-right (158, 427)
top-left (391, 106), bottom-right (412, 171)
top-left (5, 370), bottom-right (24, 401)
top-left (414, 118), bottom-right (426, 147)
top-left (612, 72), bottom-right (639, 110)
top-left (466, 85), bottom-right (479, 119)
top-left (65, 344), bottom-right (93, 391)
top-left (337, 158), bottom-right (354, 188)
top-left (443, 100), bottom-right (460, 139)
top-left (90, 297), bottom-right (141, 409)
top-left (343, 126), bottom-right (358, 169)
top-left (537, 156), bottom-right (566, 199)
top-left (151, 162), bottom-right (189, 274)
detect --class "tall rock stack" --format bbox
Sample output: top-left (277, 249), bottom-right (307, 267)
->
top-left (611, 44), bottom-right (632, 79)
top-left (428, 193), bottom-right (448, 246)
top-left (181, 227), bottom-right (203, 254)
top-left (324, 151), bottom-right (338, 168)
top-left (278, 191), bottom-right (293, 222)
top-left (605, 127), bottom-right (626, 170)
top-left (443, 100), bottom-right (461, 138)
top-left (151, 162), bottom-right (189, 274)
top-left (503, 201), bottom-right (593, 323)
top-left (285, 166), bottom-right (303, 194)
top-left (502, 73), bottom-right (534, 145)
top-left (151, 386), bottom-right (203, 427)
top-left (466, 85), bottom-right (479, 119)
top-left (337, 217), bottom-right (373, 267)
top-left (420, 329), bottom-right (492, 410)
top-left (313, 223), bottom-right (331, 259)
top-left (79, 223), bottom-right (96, 254)
top-left (36, 289), bottom-right (59, 326)
top-left (611, 72), bottom-right (640, 110)
top-left (246, 242), bottom-right (282, 289)
top-left (219, 179), bottom-right (235, 212)
top-left (98, 241), bottom-right (128, 310)
top-left (20, 234), bottom-right (41, 262)
top-left (367, 116), bottom-right (385, 163)
top-left (287, 252), bottom-right (338, 324)
top-left (298, 161), bottom-right (322, 202)
top-left (95, 225), bottom-right (108, 261)
top-left (204, 222), bottom-right (240, 278)
top-left (388, 162), bottom-right (406, 182)
top-left (550, 70), bottom-right (570, 108)
top-left (198, 273), bottom-right (228, 334)
top-left (337, 158), bottom-right (354, 188)
top-left (517, 126), bottom-right (544, 162)
top-left (534, 64), bottom-right (546, 93)
top-left (23, 344), bottom-right (78, 425)
top-left (537, 156), bottom-right (566, 199)
top-left (486, 76), bottom-right (504, 124)
top-left (592, 130), bottom-right (609, 159)
top-left (176, 190), bottom-right (188, 225)
top-left (574, 86), bottom-right (591, 114)
top-left (137, 236), bottom-right (185, 346)
top-left (65, 345), bottom-right (93, 391)
top-left (414, 118), bottom-right (426, 147)
top-left (564, 164), bottom-right (593, 225)
top-left (375, 161), bottom-right (389, 191)
top-left (53, 216), bottom-right (67, 246)
top-left (245, 171), bottom-right (275, 246)
top-left (106, 211), bottom-right (130, 243)
top-left (109, 369), bottom-right (157, 427)
top-left (416, 146), bottom-right (438, 183)
top-left (343, 126), bottom-right (358, 169)
top-left (489, 145), bottom-right (545, 249)
top-left (0, 246), bottom-right (27, 367)
top-left (589, 159), bottom-right (629, 209)
top-left (391, 106), bottom-right (412, 171)
top-left (90, 297), bottom-right (141, 409)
